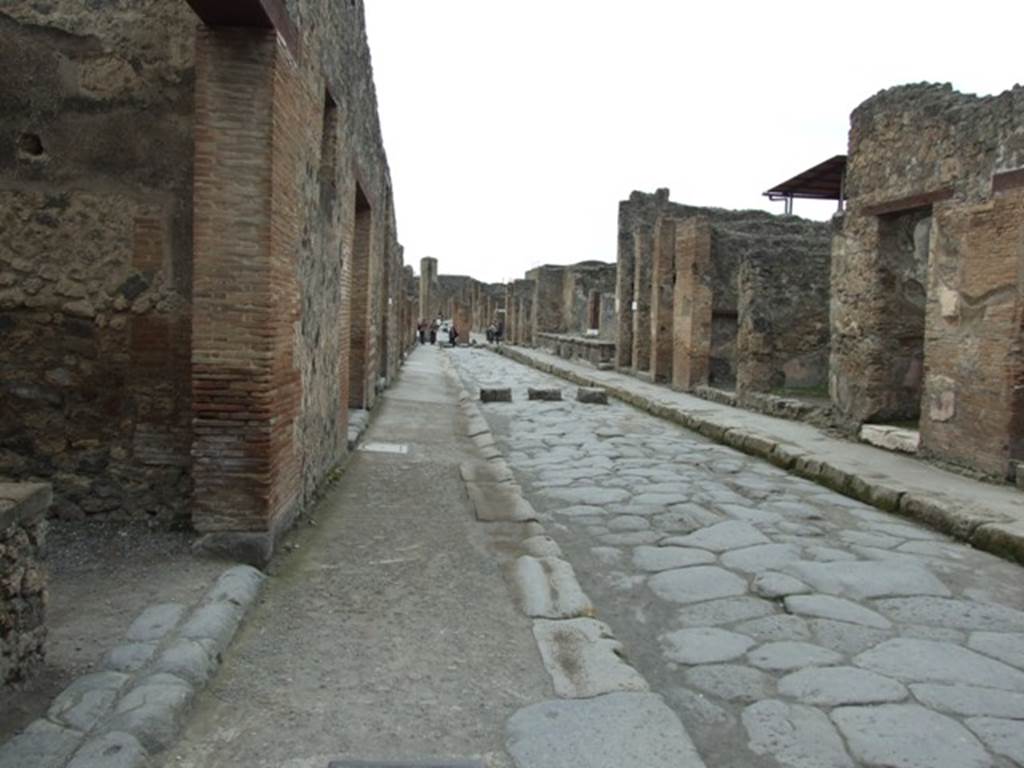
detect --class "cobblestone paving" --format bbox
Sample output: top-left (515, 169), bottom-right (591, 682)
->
top-left (452, 348), bottom-right (1024, 768)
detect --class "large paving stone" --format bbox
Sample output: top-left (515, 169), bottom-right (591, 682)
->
top-left (103, 641), bottom-right (158, 673)
top-left (152, 638), bottom-right (217, 686)
top-left (911, 684), bottom-right (1024, 719)
top-left (675, 597), bottom-right (775, 626)
top-left (684, 664), bottom-right (774, 703)
top-left (782, 560), bottom-right (951, 600)
top-left (48, 671), bottom-right (130, 731)
top-left (648, 566), bottom-right (748, 605)
top-left (554, 504), bottom-right (607, 518)
top-left (632, 492), bottom-right (687, 506)
top-left (662, 521), bottom-right (770, 552)
top-left (66, 732), bottom-right (148, 768)
top-left (743, 699), bottom-right (854, 768)
top-left (967, 631), bottom-right (1024, 670)
top-left (532, 618), bottom-right (648, 699)
top-left (607, 515), bottom-right (650, 531)
top-left (721, 543), bottom-right (801, 573)
top-left (513, 556), bottom-right (592, 619)
top-left (125, 603), bottom-right (185, 643)
top-left (598, 531), bottom-right (661, 547)
top-left (752, 572), bottom-right (810, 599)
top-left (808, 619), bottom-right (891, 656)
top-left (543, 486), bottom-right (630, 506)
top-left (854, 639), bottom-right (1024, 692)
top-left (633, 546), bottom-right (714, 572)
top-left (784, 594), bottom-right (892, 629)
top-left (107, 673), bottom-right (194, 752)
top-left (0, 719), bottom-right (82, 768)
top-left (873, 597), bottom-right (1024, 631)
top-left (660, 627), bottom-right (755, 665)
top-left (832, 704), bottom-right (991, 768)
top-left (779, 666), bottom-right (907, 706)
top-left (966, 717), bottom-right (1024, 764)
top-left (665, 503), bottom-right (724, 530)
top-left (747, 641), bottom-right (843, 671)
top-left (733, 614), bottom-right (812, 643)
top-left (505, 692), bottom-right (704, 768)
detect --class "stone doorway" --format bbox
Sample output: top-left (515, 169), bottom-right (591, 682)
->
top-left (348, 185), bottom-right (373, 409)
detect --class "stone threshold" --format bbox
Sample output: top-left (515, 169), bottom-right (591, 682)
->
top-left (494, 344), bottom-right (1024, 567)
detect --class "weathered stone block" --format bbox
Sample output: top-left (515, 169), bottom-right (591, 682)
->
top-left (527, 387), bottom-right (562, 401)
top-left (479, 387), bottom-right (512, 402)
top-left (859, 424), bottom-right (921, 454)
top-left (577, 387), bottom-right (609, 405)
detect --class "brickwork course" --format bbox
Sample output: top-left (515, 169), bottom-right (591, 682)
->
top-left (0, 1), bottom-right (413, 561)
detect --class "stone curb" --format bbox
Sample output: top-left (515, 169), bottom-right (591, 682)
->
top-left (493, 345), bottom-right (1024, 566)
top-left (0, 565), bottom-right (266, 768)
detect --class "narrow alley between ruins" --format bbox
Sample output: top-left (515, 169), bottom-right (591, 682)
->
top-left (449, 346), bottom-right (1024, 768)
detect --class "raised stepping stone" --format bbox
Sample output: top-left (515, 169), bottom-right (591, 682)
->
top-left (660, 627), bottom-right (755, 665)
top-left (779, 666), bottom-right (907, 706)
top-left (66, 732), bottom-right (147, 768)
top-left (648, 566), bottom-right (747, 604)
top-left (784, 594), bottom-right (892, 629)
top-left (514, 556), bottom-right (592, 619)
top-left (832, 704), bottom-right (990, 768)
top-left (854, 639), bottom-right (1024, 692)
top-left (532, 618), bottom-right (649, 698)
top-left (528, 387), bottom-right (562, 401)
top-left (744, 700), bottom-right (854, 768)
top-left (577, 387), bottom-right (609, 405)
top-left (465, 483), bottom-right (535, 523)
top-left (479, 387), bottom-right (512, 402)
top-left (506, 693), bottom-right (703, 768)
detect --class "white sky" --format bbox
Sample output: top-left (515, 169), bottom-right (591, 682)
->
top-left (365, 1), bottom-right (1022, 284)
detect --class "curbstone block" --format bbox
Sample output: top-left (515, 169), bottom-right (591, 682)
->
top-left (0, 718), bottom-right (83, 768)
top-left (513, 556), bottom-right (592, 619)
top-left (48, 671), bottom-right (130, 732)
top-left (106, 673), bottom-right (194, 753)
top-left (125, 604), bottom-right (186, 643)
top-left (103, 642), bottom-right (158, 674)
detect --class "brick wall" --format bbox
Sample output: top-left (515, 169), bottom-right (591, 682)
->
top-left (651, 218), bottom-right (676, 383)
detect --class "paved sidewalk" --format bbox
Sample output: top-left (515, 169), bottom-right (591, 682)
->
top-left (494, 345), bottom-right (1024, 565)
top-left (158, 346), bottom-right (553, 768)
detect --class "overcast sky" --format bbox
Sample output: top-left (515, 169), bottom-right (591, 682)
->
top-left (365, 1), bottom-right (1021, 284)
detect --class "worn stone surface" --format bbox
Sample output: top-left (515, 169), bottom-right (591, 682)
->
top-left (910, 684), bottom-right (1024, 719)
top-left (664, 521), bottom-right (769, 552)
top-left (783, 560), bottom-right (951, 600)
top-left (632, 545), bottom-right (714, 572)
top-left (747, 641), bottom-right (842, 671)
top-left (532, 618), bottom-right (648, 699)
top-left (854, 639), bottom-right (1024, 691)
top-left (0, 718), bottom-right (82, 768)
top-left (505, 693), bottom-right (705, 768)
top-left (684, 664), bottom-right (774, 703)
top-left (648, 566), bottom-right (748, 604)
top-left (778, 666), bottom-right (907, 706)
top-left (125, 603), bottom-right (185, 643)
top-left (660, 628), bottom-right (755, 665)
top-left (966, 717), bottom-right (1024, 764)
top-left (107, 673), bottom-right (194, 752)
top-left (513, 556), bottom-right (592, 619)
top-left (743, 699), bottom-right (853, 768)
top-left (784, 594), bottom-right (892, 629)
top-left (48, 671), bottom-right (130, 731)
top-left (576, 387), bottom-right (609, 405)
top-left (832, 704), bottom-right (992, 768)
top-left (66, 732), bottom-right (148, 768)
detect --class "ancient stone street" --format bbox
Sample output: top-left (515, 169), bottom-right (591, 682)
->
top-left (451, 347), bottom-right (1024, 768)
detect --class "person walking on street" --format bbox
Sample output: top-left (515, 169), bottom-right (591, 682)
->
top-left (449, 323), bottom-right (459, 347)
top-left (417, 319), bottom-right (426, 345)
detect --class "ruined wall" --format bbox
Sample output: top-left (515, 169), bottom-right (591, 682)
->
top-left (418, 256), bottom-right (438, 322)
top-left (526, 265), bottom-right (567, 338)
top-left (0, 483), bottom-right (49, 686)
top-left (0, 3), bottom-right (197, 522)
top-left (561, 261), bottom-right (616, 335)
top-left (832, 83), bottom-right (1024, 477)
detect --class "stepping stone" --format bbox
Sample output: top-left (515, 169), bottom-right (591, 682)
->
top-left (784, 594), bottom-right (892, 629)
top-left (663, 521), bottom-right (769, 552)
top-left (747, 641), bottom-right (842, 671)
top-left (480, 387), bottom-right (512, 402)
top-left (648, 567), bottom-right (748, 605)
top-left (660, 628), bottom-right (755, 665)
top-left (779, 666), bottom-right (907, 706)
top-left (577, 387), bottom-right (609, 405)
top-left (0, 720), bottom-right (83, 768)
top-left (911, 684), bottom-right (1024, 719)
top-left (855, 638), bottom-right (1024, 692)
top-left (513, 556), bottom-right (592, 619)
top-left (465, 483), bottom-right (536, 523)
top-left (832, 704), bottom-right (990, 768)
top-left (532, 618), bottom-right (648, 698)
top-left (505, 692), bottom-right (704, 768)
top-left (782, 560), bottom-right (950, 600)
top-left (744, 700), bottom-right (854, 768)
top-left (633, 546), bottom-right (714, 573)
top-left (528, 387), bottom-right (562, 401)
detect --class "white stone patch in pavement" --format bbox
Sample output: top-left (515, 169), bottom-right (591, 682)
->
top-left (874, 597), bottom-right (1024, 632)
top-left (752, 572), bottom-right (811, 599)
top-left (743, 699), bottom-right (854, 768)
top-left (358, 441), bottom-right (410, 455)
top-left (854, 639), bottom-right (1024, 692)
top-left (684, 664), bottom-right (775, 703)
top-left (778, 666), bottom-right (907, 706)
top-left (784, 594), bottom-right (893, 629)
top-left (966, 717), bottom-right (1024, 764)
top-left (662, 521), bottom-right (770, 552)
top-left (721, 543), bottom-right (802, 573)
top-left (967, 631), bottom-right (1024, 670)
top-left (910, 684), bottom-right (1024, 719)
top-left (532, 618), bottom-right (649, 699)
top-left (632, 546), bottom-right (715, 573)
top-left (659, 628), bottom-right (755, 665)
top-left (513, 556), bottom-right (593, 620)
top-left (505, 692), bottom-right (705, 768)
top-left (747, 641), bottom-right (843, 671)
top-left (831, 704), bottom-right (992, 768)
top-left (648, 566), bottom-right (748, 604)
top-left (782, 560), bottom-right (951, 600)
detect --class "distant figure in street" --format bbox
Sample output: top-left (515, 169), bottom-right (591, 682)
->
top-left (486, 323), bottom-right (496, 343)
top-left (417, 319), bottom-right (426, 345)
top-left (495, 320), bottom-right (504, 346)
top-left (449, 323), bottom-right (459, 347)
top-left (429, 322), bottom-right (437, 345)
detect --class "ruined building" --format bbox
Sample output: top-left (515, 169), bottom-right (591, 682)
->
top-left (616, 190), bottom-right (833, 401)
top-left (415, 257), bottom-right (505, 340)
top-left (0, 0), bottom-right (411, 562)
top-left (831, 84), bottom-right (1024, 480)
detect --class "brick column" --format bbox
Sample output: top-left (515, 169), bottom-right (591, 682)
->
top-left (651, 216), bottom-right (676, 383)
top-left (615, 210), bottom-right (635, 367)
top-left (672, 217), bottom-right (713, 390)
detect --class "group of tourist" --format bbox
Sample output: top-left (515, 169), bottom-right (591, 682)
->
top-left (414, 316), bottom-right (505, 347)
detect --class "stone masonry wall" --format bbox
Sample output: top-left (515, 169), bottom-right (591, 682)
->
top-left (0, 3), bottom-right (197, 522)
top-left (0, 483), bottom-right (50, 687)
top-left (832, 83), bottom-right (1024, 478)
top-left (562, 261), bottom-right (616, 336)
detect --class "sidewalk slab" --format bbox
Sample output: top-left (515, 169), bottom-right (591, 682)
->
top-left (495, 345), bottom-right (1024, 565)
